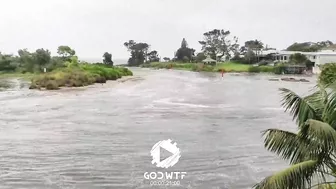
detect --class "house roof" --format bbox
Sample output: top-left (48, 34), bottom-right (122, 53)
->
top-left (260, 50), bottom-right (336, 56)
top-left (202, 57), bottom-right (216, 62)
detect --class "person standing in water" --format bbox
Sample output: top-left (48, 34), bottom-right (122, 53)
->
top-left (221, 69), bottom-right (225, 78)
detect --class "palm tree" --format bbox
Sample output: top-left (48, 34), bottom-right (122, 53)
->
top-left (254, 84), bottom-right (336, 189)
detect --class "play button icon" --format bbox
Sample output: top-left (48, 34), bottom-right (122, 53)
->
top-left (160, 146), bottom-right (174, 162)
top-left (150, 139), bottom-right (181, 168)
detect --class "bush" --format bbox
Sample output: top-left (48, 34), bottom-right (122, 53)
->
top-left (273, 64), bottom-right (286, 74)
top-left (29, 64), bottom-right (133, 90)
top-left (202, 65), bottom-right (214, 72)
top-left (259, 66), bottom-right (274, 73)
top-left (248, 66), bottom-right (261, 73)
top-left (319, 63), bottom-right (336, 85)
top-left (45, 80), bottom-right (59, 90)
top-left (29, 82), bottom-right (40, 89)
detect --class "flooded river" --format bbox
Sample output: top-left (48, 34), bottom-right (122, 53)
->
top-left (0, 68), bottom-right (316, 189)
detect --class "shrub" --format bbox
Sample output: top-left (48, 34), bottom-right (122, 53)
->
top-left (273, 64), bottom-right (286, 74)
top-left (319, 63), bottom-right (336, 85)
top-left (202, 65), bottom-right (214, 72)
top-left (29, 82), bottom-right (40, 89)
top-left (248, 66), bottom-right (261, 73)
top-left (259, 66), bottom-right (274, 73)
top-left (191, 64), bottom-right (199, 72)
top-left (29, 64), bottom-right (133, 90)
top-left (45, 80), bottom-right (59, 90)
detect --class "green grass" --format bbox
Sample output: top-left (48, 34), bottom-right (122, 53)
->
top-left (143, 61), bottom-right (252, 72)
top-left (29, 64), bottom-right (133, 90)
top-left (142, 62), bottom-right (275, 73)
top-left (0, 72), bottom-right (36, 80)
top-left (214, 62), bottom-right (251, 72)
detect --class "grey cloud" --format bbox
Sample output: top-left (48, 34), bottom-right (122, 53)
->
top-left (0, 0), bottom-right (335, 60)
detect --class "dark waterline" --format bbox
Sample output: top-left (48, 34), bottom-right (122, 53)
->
top-left (0, 69), bottom-right (316, 189)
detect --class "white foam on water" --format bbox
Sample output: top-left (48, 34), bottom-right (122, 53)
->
top-left (260, 107), bottom-right (283, 111)
top-left (154, 98), bottom-right (210, 108)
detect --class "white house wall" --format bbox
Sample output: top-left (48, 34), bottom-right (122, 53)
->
top-left (261, 49), bottom-right (336, 74)
top-left (316, 54), bottom-right (336, 65)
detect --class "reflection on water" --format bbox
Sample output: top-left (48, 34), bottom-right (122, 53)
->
top-left (0, 69), bottom-right (316, 189)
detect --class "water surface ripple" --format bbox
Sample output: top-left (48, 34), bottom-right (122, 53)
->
top-left (0, 69), bottom-right (316, 189)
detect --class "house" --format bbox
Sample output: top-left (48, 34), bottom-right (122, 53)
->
top-left (260, 48), bottom-right (336, 74)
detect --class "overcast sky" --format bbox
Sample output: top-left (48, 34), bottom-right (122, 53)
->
top-left (0, 0), bottom-right (335, 60)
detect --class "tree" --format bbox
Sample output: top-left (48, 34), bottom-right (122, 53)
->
top-left (66, 56), bottom-right (79, 68)
top-left (163, 57), bottom-right (170, 62)
top-left (0, 53), bottom-right (17, 71)
top-left (195, 52), bottom-right (206, 62)
top-left (289, 53), bottom-right (308, 64)
top-left (182, 56), bottom-right (189, 63)
top-left (244, 49), bottom-right (257, 64)
top-left (103, 52), bottom-right (113, 65)
top-left (244, 40), bottom-right (264, 62)
top-left (17, 49), bottom-right (35, 72)
top-left (286, 41), bottom-right (334, 52)
top-left (175, 38), bottom-right (195, 62)
top-left (199, 29), bottom-right (239, 60)
top-left (124, 40), bottom-right (150, 66)
top-left (147, 50), bottom-right (160, 62)
top-left (33, 48), bottom-right (51, 71)
top-left (57, 46), bottom-right (76, 58)
top-left (181, 38), bottom-right (188, 49)
top-left (254, 85), bottom-right (336, 189)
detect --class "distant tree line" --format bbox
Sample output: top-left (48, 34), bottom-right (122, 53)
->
top-left (123, 29), bottom-right (334, 66)
top-left (0, 45), bottom-right (115, 73)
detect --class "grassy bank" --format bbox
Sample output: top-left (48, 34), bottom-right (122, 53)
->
top-left (0, 72), bottom-right (36, 80)
top-left (30, 64), bottom-right (133, 90)
top-left (141, 62), bottom-right (278, 73)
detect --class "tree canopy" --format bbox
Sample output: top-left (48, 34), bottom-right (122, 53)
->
top-left (0, 45), bottom-right (81, 73)
top-left (124, 40), bottom-right (150, 66)
top-left (289, 53), bottom-right (308, 64)
top-left (103, 52), bottom-right (113, 66)
top-left (195, 52), bottom-right (207, 62)
top-left (147, 50), bottom-right (160, 62)
top-left (175, 38), bottom-right (195, 62)
top-left (57, 46), bottom-right (76, 58)
top-left (199, 29), bottom-right (239, 60)
top-left (163, 57), bottom-right (170, 62)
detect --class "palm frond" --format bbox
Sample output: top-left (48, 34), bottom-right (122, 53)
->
top-left (304, 86), bottom-right (327, 120)
top-left (300, 119), bottom-right (336, 154)
top-left (253, 160), bottom-right (320, 189)
top-left (263, 129), bottom-right (320, 164)
top-left (280, 88), bottom-right (321, 127)
top-left (322, 84), bottom-right (336, 128)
